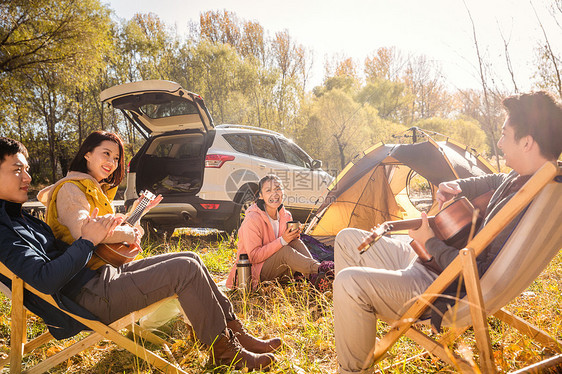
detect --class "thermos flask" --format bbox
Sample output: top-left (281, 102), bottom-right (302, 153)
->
top-left (236, 253), bottom-right (251, 291)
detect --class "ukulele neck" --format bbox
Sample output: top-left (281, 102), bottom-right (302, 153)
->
top-left (125, 197), bottom-right (150, 226)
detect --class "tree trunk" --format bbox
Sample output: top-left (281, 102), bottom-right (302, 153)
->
top-left (76, 90), bottom-right (83, 146)
top-left (465, 2), bottom-right (501, 171)
top-left (47, 115), bottom-right (57, 183)
top-left (488, 128), bottom-right (501, 171)
top-left (333, 134), bottom-right (346, 170)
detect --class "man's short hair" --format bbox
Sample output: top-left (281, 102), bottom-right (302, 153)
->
top-left (0, 137), bottom-right (28, 164)
top-left (502, 91), bottom-right (562, 160)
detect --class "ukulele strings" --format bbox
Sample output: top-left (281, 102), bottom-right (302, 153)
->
top-left (127, 197), bottom-right (151, 225)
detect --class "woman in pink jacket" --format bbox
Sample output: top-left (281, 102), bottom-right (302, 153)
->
top-left (226, 175), bottom-right (334, 291)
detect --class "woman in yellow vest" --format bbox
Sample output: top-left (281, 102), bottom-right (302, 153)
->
top-left (38, 131), bottom-right (137, 269)
top-left (38, 131), bottom-right (180, 331)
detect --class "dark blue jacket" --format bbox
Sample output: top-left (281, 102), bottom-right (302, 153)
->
top-left (0, 199), bottom-right (98, 339)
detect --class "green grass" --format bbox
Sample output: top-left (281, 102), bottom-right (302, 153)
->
top-left (1, 234), bottom-right (561, 373)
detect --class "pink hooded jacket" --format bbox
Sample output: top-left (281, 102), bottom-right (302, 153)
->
top-left (226, 203), bottom-right (292, 290)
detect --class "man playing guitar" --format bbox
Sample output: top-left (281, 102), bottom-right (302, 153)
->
top-left (333, 91), bottom-right (562, 374)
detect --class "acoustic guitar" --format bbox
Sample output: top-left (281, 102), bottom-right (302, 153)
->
top-left (357, 190), bottom-right (494, 254)
top-left (95, 190), bottom-right (157, 267)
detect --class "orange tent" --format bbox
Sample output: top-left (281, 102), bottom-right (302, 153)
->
top-left (306, 129), bottom-right (496, 241)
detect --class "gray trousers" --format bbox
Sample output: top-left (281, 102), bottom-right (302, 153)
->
top-left (75, 252), bottom-right (235, 345)
top-left (260, 239), bottom-right (319, 281)
top-left (333, 228), bottom-right (438, 374)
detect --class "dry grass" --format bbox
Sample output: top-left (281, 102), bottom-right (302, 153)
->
top-left (1, 232), bottom-right (561, 373)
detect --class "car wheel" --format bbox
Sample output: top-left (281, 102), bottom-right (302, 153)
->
top-left (224, 187), bottom-right (256, 233)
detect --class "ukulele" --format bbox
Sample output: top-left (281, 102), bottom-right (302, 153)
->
top-left (357, 190), bottom-right (494, 254)
top-left (95, 190), bottom-right (157, 267)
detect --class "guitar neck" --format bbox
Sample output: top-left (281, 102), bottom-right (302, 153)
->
top-left (384, 217), bottom-right (436, 232)
top-left (359, 193), bottom-right (492, 253)
top-left (358, 216), bottom-right (436, 253)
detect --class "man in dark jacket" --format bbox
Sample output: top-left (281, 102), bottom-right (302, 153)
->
top-left (0, 137), bottom-right (280, 371)
top-left (0, 141), bottom-right (118, 339)
top-left (333, 91), bottom-right (562, 374)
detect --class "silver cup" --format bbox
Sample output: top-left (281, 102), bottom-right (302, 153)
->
top-left (287, 220), bottom-right (300, 232)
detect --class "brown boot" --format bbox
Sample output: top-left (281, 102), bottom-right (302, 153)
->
top-left (210, 328), bottom-right (275, 371)
top-left (227, 319), bottom-right (282, 353)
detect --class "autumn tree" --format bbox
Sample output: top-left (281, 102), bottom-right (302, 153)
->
top-left (115, 13), bottom-right (179, 82)
top-left (0, 0), bottom-right (103, 76)
top-left (305, 88), bottom-right (370, 169)
top-left (356, 79), bottom-right (410, 122)
top-left (402, 55), bottom-right (450, 123)
top-left (314, 55), bottom-right (360, 98)
top-left (2, 0), bottom-right (113, 182)
top-left (415, 117), bottom-right (489, 153)
top-left (362, 47), bottom-right (449, 125)
top-left (362, 47), bottom-right (411, 123)
top-left (364, 47), bottom-right (405, 82)
top-left (464, 2), bottom-right (506, 170)
top-left (270, 30), bottom-right (309, 131)
top-left (532, 1), bottom-right (562, 99)
top-left (240, 20), bottom-right (266, 63)
top-left (180, 40), bottom-right (245, 123)
top-left (455, 89), bottom-right (504, 161)
top-left (200, 10), bottom-right (241, 48)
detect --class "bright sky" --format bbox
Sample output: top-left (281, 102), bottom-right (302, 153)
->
top-left (104, 0), bottom-right (560, 92)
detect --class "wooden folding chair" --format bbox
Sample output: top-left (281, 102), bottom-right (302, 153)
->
top-left (0, 262), bottom-right (186, 374)
top-left (372, 161), bottom-right (562, 373)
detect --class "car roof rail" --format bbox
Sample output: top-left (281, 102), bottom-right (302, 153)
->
top-left (215, 124), bottom-right (284, 137)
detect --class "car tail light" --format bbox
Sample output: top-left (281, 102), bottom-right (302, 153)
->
top-left (127, 160), bottom-right (130, 173)
top-left (200, 203), bottom-right (220, 209)
top-left (205, 154), bottom-right (235, 168)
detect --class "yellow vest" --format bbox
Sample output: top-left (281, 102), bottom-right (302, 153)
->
top-left (46, 179), bottom-right (118, 270)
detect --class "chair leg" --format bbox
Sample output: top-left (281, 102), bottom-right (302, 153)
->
top-left (24, 332), bottom-right (101, 374)
top-left (92, 324), bottom-right (184, 374)
top-left (126, 322), bottom-right (170, 346)
top-left (461, 248), bottom-right (496, 374)
top-left (405, 328), bottom-right (477, 373)
top-left (22, 316), bottom-right (180, 374)
top-left (494, 308), bottom-right (562, 353)
top-left (10, 276), bottom-right (26, 373)
top-left (509, 353), bottom-right (562, 374)
top-left (39, 302), bottom-right (187, 374)
top-left (22, 322), bottom-right (185, 374)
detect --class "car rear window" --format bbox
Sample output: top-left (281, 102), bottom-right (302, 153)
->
top-left (250, 135), bottom-right (282, 162)
top-left (223, 134), bottom-right (251, 154)
top-left (177, 141), bottom-right (203, 158)
top-left (141, 97), bottom-right (199, 119)
top-left (149, 134), bottom-right (204, 159)
top-left (153, 143), bottom-right (174, 157)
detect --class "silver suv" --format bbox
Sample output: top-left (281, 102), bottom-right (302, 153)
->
top-left (100, 80), bottom-right (333, 234)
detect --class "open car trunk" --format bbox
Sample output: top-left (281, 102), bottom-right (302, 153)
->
top-left (100, 80), bottom-right (215, 198)
top-left (133, 131), bottom-right (212, 196)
